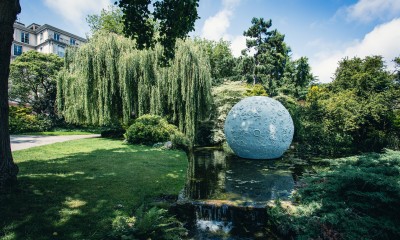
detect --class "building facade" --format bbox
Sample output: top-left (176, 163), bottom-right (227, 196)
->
top-left (11, 22), bottom-right (86, 60)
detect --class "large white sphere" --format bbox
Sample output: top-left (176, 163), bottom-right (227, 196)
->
top-left (224, 96), bottom-right (294, 159)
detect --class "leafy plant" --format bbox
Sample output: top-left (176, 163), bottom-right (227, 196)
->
top-left (244, 84), bottom-right (267, 96)
top-left (9, 106), bottom-right (52, 133)
top-left (125, 115), bottom-right (190, 150)
top-left (269, 150), bottom-right (400, 239)
top-left (111, 207), bottom-right (187, 240)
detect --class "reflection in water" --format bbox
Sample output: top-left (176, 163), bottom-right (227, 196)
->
top-left (184, 149), bottom-right (295, 204)
top-left (177, 148), bottom-right (307, 239)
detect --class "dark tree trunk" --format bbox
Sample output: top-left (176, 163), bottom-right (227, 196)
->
top-left (0, 0), bottom-right (21, 192)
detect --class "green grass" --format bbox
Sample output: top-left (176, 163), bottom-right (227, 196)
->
top-left (0, 138), bottom-right (188, 240)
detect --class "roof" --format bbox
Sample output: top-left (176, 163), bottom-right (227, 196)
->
top-left (13, 22), bottom-right (87, 42)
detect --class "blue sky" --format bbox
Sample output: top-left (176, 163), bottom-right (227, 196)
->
top-left (18, 0), bottom-right (400, 82)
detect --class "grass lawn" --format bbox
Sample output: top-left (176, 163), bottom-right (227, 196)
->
top-left (0, 138), bottom-right (188, 240)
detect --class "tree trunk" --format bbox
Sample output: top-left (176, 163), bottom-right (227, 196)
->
top-left (0, 0), bottom-right (21, 192)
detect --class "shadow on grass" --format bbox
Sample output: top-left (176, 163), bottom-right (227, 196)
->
top-left (0, 140), bottom-right (187, 240)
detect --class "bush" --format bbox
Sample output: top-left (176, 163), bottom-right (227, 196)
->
top-left (125, 115), bottom-right (190, 150)
top-left (269, 150), bottom-right (400, 240)
top-left (244, 83), bottom-right (267, 96)
top-left (9, 106), bottom-right (52, 133)
top-left (110, 206), bottom-right (187, 240)
top-left (210, 81), bottom-right (248, 145)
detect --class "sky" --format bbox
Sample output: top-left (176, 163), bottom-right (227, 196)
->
top-left (18, 0), bottom-right (400, 83)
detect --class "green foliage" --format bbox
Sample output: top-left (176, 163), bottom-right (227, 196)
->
top-left (269, 150), bottom-right (400, 240)
top-left (279, 57), bottom-right (315, 100)
top-left (239, 18), bottom-right (314, 100)
top-left (86, 5), bottom-right (124, 35)
top-left (116, 0), bottom-right (199, 61)
top-left (394, 56), bottom-right (400, 84)
top-left (9, 50), bottom-right (63, 120)
top-left (244, 83), bottom-right (267, 96)
top-left (111, 206), bottom-right (187, 240)
top-left (125, 115), bottom-right (190, 150)
top-left (242, 18), bottom-right (291, 95)
top-left (8, 106), bottom-right (51, 133)
top-left (195, 38), bottom-right (237, 83)
top-left (125, 115), bottom-right (175, 145)
top-left (58, 32), bottom-right (212, 144)
top-left (298, 56), bottom-right (399, 155)
top-left (210, 81), bottom-right (248, 144)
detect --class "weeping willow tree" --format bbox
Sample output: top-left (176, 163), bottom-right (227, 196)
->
top-left (58, 31), bottom-right (212, 143)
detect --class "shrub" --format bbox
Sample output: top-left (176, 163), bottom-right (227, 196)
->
top-left (9, 106), bottom-right (52, 133)
top-left (210, 81), bottom-right (247, 145)
top-left (244, 83), bottom-right (267, 96)
top-left (269, 150), bottom-right (400, 240)
top-left (110, 206), bottom-right (187, 240)
top-left (125, 115), bottom-right (190, 149)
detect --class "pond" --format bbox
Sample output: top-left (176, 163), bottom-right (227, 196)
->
top-left (173, 147), bottom-right (312, 239)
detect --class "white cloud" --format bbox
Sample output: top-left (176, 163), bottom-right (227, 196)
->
top-left (231, 35), bottom-right (246, 57)
top-left (201, 0), bottom-right (245, 56)
top-left (344, 0), bottom-right (400, 23)
top-left (311, 18), bottom-right (400, 83)
top-left (201, 9), bottom-right (232, 41)
top-left (43, 0), bottom-right (111, 35)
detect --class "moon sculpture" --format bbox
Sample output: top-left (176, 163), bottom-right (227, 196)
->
top-left (224, 96), bottom-right (294, 159)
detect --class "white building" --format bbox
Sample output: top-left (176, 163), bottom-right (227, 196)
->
top-left (11, 22), bottom-right (86, 60)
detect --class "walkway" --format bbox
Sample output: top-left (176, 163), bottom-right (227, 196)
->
top-left (10, 134), bottom-right (100, 151)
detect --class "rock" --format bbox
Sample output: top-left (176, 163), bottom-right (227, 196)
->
top-left (152, 142), bottom-right (164, 148)
top-left (164, 141), bottom-right (173, 149)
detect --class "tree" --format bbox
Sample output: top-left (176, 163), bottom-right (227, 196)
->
top-left (0, 0), bottom-right (21, 191)
top-left (242, 17), bottom-right (290, 95)
top-left (301, 56), bottom-right (399, 154)
top-left (9, 51), bottom-right (63, 120)
top-left (279, 57), bottom-right (314, 99)
top-left (332, 56), bottom-right (392, 95)
top-left (58, 32), bottom-right (212, 143)
top-left (86, 5), bottom-right (124, 35)
top-left (116, 0), bottom-right (199, 61)
top-left (394, 56), bottom-right (400, 84)
top-left (195, 38), bottom-right (237, 82)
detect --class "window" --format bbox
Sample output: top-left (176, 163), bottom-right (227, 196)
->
top-left (14, 44), bottom-right (22, 56)
top-left (70, 38), bottom-right (76, 45)
top-left (57, 45), bottom-right (65, 57)
top-left (54, 32), bottom-right (60, 41)
top-left (21, 32), bottom-right (29, 44)
top-left (40, 32), bottom-right (43, 41)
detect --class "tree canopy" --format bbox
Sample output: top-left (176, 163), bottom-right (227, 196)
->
top-left (195, 38), bottom-right (237, 82)
top-left (9, 51), bottom-right (63, 119)
top-left (116, 0), bottom-right (199, 61)
top-left (239, 17), bottom-right (314, 98)
top-left (243, 17), bottom-right (291, 93)
top-left (58, 31), bottom-right (212, 143)
top-left (299, 56), bottom-right (399, 154)
top-left (86, 5), bottom-right (124, 35)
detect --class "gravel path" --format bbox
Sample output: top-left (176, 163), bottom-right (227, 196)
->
top-left (10, 134), bottom-right (101, 151)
